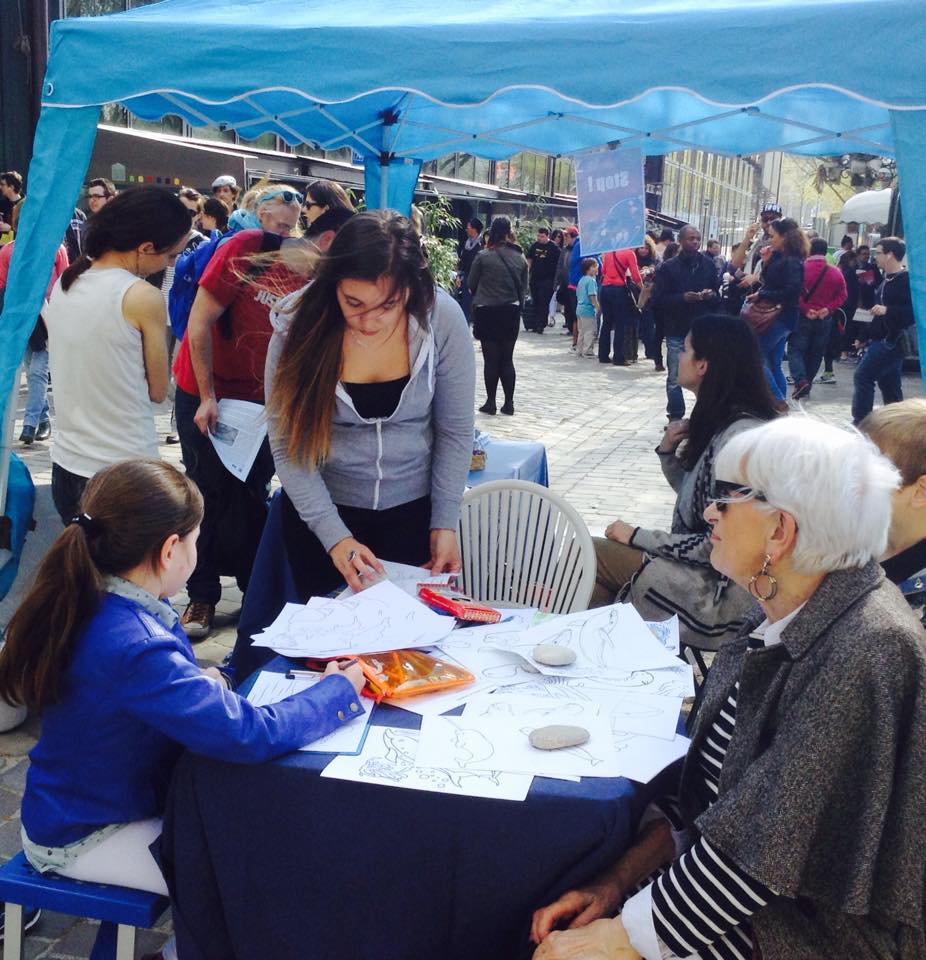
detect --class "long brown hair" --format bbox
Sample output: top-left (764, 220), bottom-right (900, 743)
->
top-left (0, 460), bottom-right (202, 711)
top-left (61, 187), bottom-right (191, 291)
top-left (268, 211), bottom-right (435, 466)
top-left (769, 217), bottom-right (810, 260)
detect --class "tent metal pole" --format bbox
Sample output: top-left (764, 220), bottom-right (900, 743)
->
top-left (380, 160), bottom-right (389, 209)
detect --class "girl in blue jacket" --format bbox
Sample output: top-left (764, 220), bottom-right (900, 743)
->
top-left (0, 459), bottom-right (363, 899)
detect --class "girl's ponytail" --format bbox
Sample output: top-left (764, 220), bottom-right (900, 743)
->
top-left (0, 460), bottom-right (203, 712)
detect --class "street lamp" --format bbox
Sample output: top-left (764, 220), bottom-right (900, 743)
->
top-left (702, 197), bottom-right (711, 237)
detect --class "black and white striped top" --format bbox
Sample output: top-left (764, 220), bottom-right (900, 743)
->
top-left (649, 681), bottom-right (772, 960)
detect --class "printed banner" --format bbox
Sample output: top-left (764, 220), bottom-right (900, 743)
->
top-left (574, 148), bottom-right (645, 256)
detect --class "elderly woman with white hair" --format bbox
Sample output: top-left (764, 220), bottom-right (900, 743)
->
top-left (172, 184), bottom-right (305, 639)
top-left (532, 416), bottom-right (926, 960)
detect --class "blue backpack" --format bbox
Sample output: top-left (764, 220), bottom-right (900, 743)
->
top-left (168, 230), bottom-right (222, 340)
top-left (168, 229), bottom-right (284, 340)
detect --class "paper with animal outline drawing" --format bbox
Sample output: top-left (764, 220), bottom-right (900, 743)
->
top-left (417, 708), bottom-right (621, 779)
top-left (251, 580), bottom-right (455, 657)
top-left (493, 662), bottom-right (695, 702)
top-left (482, 603), bottom-right (682, 678)
top-left (245, 670), bottom-right (372, 755)
top-left (610, 725), bottom-right (691, 783)
top-left (209, 399), bottom-right (267, 480)
top-left (463, 686), bottom-right (682, 741)
top-left (321, 725), bottom-right (532, 801)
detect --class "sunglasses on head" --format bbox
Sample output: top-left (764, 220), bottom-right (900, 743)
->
top-left (710, 480), bottom-right (767, 512)
top-left (260, 188), bottom-right (304, 206)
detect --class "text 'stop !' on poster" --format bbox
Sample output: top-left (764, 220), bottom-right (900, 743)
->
top-left (574, 148), bottom-right (645, 257)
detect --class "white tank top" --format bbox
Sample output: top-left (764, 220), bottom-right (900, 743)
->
top-left (45, 267), bottom-right (159, 478)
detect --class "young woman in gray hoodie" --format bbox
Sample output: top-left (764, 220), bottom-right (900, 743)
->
top-left (265, 212), bottom-right (475, 597)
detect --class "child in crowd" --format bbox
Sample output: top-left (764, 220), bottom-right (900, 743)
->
top-left (0, 460), bottom-right (364, 908)
top-left (575, 258), bottom-right (600, 357)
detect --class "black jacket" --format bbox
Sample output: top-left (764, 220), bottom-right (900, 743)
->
top-left (652, 252), bottom-right (721, 338)
top-left (868, 270), bottom-right (914, 343)
top-left (757, 252), bottom-right (803, 309)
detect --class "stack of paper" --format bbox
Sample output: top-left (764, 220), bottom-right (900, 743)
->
top-left (251, 580), bottom-right (456, 657)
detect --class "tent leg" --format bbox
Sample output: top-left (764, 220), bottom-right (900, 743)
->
top-left (0, 369), bottom-right (19, 517)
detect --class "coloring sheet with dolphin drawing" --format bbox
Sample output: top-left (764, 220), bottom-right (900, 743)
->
top-left (250, 580), bottom-right (455, 657)
top-left (321, 726), bottom-right (532, 801)
top-left (482, 603), bottom-right (681, 677)
top-left (493, 664), bottom-right (695, 705)
top-left (417, 708), bottom-right (620, 779)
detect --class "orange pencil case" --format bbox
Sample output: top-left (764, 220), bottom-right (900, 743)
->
top-left (355, 649), bottom-right (474, 702)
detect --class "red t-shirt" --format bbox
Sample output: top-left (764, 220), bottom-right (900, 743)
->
top-left (173, 230), bottom-right (301, 403)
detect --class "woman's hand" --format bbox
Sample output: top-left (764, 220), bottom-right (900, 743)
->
top-left (604, 520), bottom-right (636, 545)
top-left (532, 918), bottom-right (639, 960)
top-left (329, 537), bottom-right (384, 592)
top-left (530, 883), bottom-right (623, 945)
top-left (428, 528), bottom-right (461, 574)
top-left (658, 418), bottom-right (689, 454)
top-left (323, 658), bottom-right (365, 695)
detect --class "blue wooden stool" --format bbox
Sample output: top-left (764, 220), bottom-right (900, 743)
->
top-left (0, 852), bottom-right (168, 960)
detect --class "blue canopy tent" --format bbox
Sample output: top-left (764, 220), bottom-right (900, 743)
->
top-left (2, 0), bottom-right (926, 477)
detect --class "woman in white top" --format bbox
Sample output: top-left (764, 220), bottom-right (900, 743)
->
top-left (43, 186), bottom-right (191, 523)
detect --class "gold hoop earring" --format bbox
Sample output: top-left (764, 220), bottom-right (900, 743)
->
top-left (748, 553), bottom-right (778, 601)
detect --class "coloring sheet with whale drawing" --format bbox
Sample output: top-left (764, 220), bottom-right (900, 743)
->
top-left (321, 726), bottom-right (532, 801)
top-left (417, 709), bottom-right (620, 779)
top-left (482, 603), bottom-right (681, 677)
top-left (251, 580), bottom-right (455, 657)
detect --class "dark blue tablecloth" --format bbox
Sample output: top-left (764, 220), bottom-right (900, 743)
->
top-left (160, 658), bottom-right (678, 960)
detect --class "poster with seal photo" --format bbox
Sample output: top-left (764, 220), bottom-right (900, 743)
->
top-left (574, 147), bottom-right (645, 256)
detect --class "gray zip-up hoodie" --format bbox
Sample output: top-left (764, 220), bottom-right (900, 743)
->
top-left (264, 285), bottom-right (475, 552)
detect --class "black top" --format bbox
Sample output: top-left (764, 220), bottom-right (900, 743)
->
top-left (651, 251), bottom-right (722, 338)
top-left (882, 537), bottom-right (926, 585)
top-left (527, 240), bottom-right (560, 283)
top-left (870, 270), bottom-right (914, 343)
top-left (342, 376), bottom-right (410, 420)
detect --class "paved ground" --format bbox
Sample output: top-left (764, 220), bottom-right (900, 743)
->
top-left (0, 322), bottom-right (921, 956)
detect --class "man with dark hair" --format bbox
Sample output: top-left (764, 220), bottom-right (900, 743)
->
top-left (457, 217), bottom-right (483, 322)
top-left (652, 224), bottom-right (720, 420)
top-left (790, 238), bottom-right (847, 400)
top-left (852, 236), bottom-right (913, 424)
top-left (526, 226), bottom-right (560, 333)
top-left (0, 171), bottom-right (24, 237)
top-left (211, 175), bottom-right (240, 209)
top-left (86, 178), bottom-right (116, 216)
top-left (834, 234), bottom-right (854, 266)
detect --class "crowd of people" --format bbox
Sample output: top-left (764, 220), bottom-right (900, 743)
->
top-left (455, 202), bottom-right (916, 427)
top-left (0, 169), bottom-right (923, 960)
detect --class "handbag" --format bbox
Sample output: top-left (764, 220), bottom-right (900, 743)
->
top-left (740, 297), bottom-right (782, 335)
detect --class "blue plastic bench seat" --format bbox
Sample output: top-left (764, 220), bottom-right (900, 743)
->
top-left (0, 852), bottom-right (169, 960)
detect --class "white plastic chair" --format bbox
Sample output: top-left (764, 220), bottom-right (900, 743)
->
top-left (457, 480), bottom-right (596, 614)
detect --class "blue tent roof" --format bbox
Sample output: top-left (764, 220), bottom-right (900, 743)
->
top-left (42, 0), bottom-right (923, 159)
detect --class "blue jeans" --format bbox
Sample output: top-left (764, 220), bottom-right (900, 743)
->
top-left (665, 336), bottom-right (686, 420)
top-left (788, 315), bottom-right (832, 388)
top-left (852, 339), bottom-right (904, 424)
top-left (757, 320), bottom-right (791, 401)
top-left (23, 348), bottom-right (49, 428)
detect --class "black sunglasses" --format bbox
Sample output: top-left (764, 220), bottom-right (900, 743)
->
top-left (710, 481), bottom-right (767, 512)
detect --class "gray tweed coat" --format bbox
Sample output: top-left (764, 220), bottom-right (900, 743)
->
top-left (681, 562), bottom-right (926, 959)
